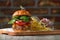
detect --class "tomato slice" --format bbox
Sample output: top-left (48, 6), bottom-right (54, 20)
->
top-left (15, 21), bottom-right (25, 26)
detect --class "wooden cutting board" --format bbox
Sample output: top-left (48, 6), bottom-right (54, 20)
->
top-left (0, 28), bottom-right (60, 36)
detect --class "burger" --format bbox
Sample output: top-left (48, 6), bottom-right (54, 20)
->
top-left (8, 10), bottom-right (31, 32)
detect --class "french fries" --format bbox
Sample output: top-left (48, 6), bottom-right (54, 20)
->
top-left (30, 16), bottom-right (52, 31)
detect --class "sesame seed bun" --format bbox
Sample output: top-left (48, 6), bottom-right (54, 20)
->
top-left (12, 10), bottom-right (31, 17)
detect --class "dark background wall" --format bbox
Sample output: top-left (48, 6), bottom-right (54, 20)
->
top-left (0, 0), bottom-right (60, 29)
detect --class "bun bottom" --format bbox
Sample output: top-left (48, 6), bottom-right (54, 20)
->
top-left (12, 23), bottom-right (30, 32)
top-left (12, 24), bottom-right (22, 32)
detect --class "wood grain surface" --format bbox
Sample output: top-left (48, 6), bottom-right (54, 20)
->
top-left (0, 28), bottom-right (60, 36)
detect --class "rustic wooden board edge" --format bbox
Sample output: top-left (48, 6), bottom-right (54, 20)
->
top-left (0, 30), bottom-right (60, 36)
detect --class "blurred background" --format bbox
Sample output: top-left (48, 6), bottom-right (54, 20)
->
top-left (0, 0), bottom-right (60, 30)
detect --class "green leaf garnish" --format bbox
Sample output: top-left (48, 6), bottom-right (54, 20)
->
top-left (8, 19), bottom-right (16, 24)
top-left (8, 16), bottom-right (19, 24)
top-left (20, 16), bottom-right (29, 22)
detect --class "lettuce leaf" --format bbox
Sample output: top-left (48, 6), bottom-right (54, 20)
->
top-left (19, 16), bottom-right (29, 22)
top-left (8, 16), bottom-right (19, 24)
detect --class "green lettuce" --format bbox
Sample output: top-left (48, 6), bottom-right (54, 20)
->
top-left (8, 16), bottom-right (19, 24)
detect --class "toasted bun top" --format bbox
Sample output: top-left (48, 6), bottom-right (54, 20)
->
top-left (12, 10), bottom-right (31, 17)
